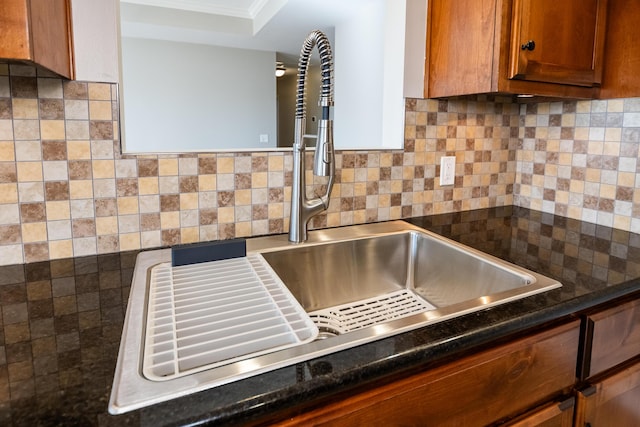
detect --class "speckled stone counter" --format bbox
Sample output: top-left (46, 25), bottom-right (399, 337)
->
top-left (1, 207), bottom-right (639, 426)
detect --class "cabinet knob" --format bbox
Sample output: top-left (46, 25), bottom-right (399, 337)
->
top-left (521, 40), bottom-right (536, 51)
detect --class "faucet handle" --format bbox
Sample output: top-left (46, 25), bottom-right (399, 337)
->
top-left (313, 119), bottom-right (334, 176)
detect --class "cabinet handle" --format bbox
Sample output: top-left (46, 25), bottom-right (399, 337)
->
top-left (521, 40), bottom-right (536, 51)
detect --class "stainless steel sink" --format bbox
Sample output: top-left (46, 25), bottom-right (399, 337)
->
top-left (109, 220), bottom-right (561, 414)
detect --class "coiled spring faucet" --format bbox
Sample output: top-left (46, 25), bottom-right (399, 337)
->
top-left (289, 30), bottom-right (335, 243)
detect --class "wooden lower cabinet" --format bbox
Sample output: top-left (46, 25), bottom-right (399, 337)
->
top-left (502, 398), bottom-right (575, 427)
top-left (575, 360), bottom-right (640, 427)
top-left (274, 321), bottom-right (580, 426)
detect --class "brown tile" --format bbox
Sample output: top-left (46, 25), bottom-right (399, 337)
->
top-left (137, 159), bottom-right (158, 177)
top-left (161, 229), bottom-right (180, 246)
top-left (179, 176), bottom-right (198, 193)
top-left (252, 204), bottom-right (268, 220)
top-left (598, 198), bottom-right (614, 213)
top-left (116, 178), bottom-right (138, 197)
top-left (72, 219), bottom-right (96, 238)
top-left (0, 163), bottom-right (17, 182)
top-left (198, 157), bottom-right (217, 174)
top-left (0, 98), bottom-right (12, 119)
top-left (0, 225), bottom-right (21, 244)
top-left (68, 160), bottom-right (92, 180)
top-left (44, 181), bottom-right (69, 201)
top-left (26, 280), bottom-right (52, 301)
top-left (62, 81), bottom-right (88, 100)
top-left (41, 140), bottom-right (67, 160)
top-left (140, 213), bottom-right (160, 231)
top-left (268, 218), bottom-right (283, 234)
top-left (218, 224), bottom-right (236, 240)
top-left (89, 121), bottom-right (113, 140)
top-left (342, 154), bottom-right (355, 168)
top-left (199, 209), bottom-right (217, 225)
top-left (268, 188), bottom-right (283, 203)
top-left (38, 99), bottom-right (64, 120)
top-left (251, 156), bottom-right (268, 172)
top-left (160, 194), bottom-right (179, 211)
top-left (217, 191), bottom-right (235, 207)
top-left (616, 186), bottom-right (633, 201)
top-left (234, 173), bottom-right (251, 190)
top-left (10, 76), bottom-right (38, 98)
top-left (97, 235), bottom-right (118, 253)
top-left (94, 198), bottom-right (117, 216)
top-left (24, 242), bottom-right (49, 263)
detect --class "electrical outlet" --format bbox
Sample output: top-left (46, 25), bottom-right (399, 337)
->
top-left (259, 134), bottom-right (269, 143)
top-left (440, 156), bottom-right (455, 186)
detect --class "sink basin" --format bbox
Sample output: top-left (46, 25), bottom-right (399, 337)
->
top-left (109, 220), bottom-right (561, 414)
top-left (262, 231), bottom-right (539, 332)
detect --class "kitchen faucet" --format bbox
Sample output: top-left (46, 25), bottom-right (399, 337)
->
top-left (288, 30), bottom-right (335, 243)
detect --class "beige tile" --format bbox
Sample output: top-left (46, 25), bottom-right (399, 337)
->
top-left (16, 162), bottom-right (43, 182)
top-left (217, 207), bottom-right (235, 223)
top-left (0, 183), bottom-right (18, 203)
top-left (198, 175), bottom-right (216, 191)
top-left (138, 177), bottom-right (159, 195)
top-left (88, 83), bottom-right (111, 100)
top-left (45, 201), bottom-right (70, 220)
top-left (0, 141), bottom-right (15, 161)
top-left (158, 158), bottom-right (178, 176)
top-left (67, 141), bottom-right (91, 160)
top-left (180, 193), bottom-right (198, 210)
top-left (92, 160), bottom-right (115, 179)
top-left (12, 99), bottom-right (38, 119)
top-left (89, 100), bottom-right (112, 120)
top-left (160, 211), bottom-right (180, 229)
top-left (180, 227), bottom-right (199, 244)
top-left (22, 222), bottom-right (47, 242)
top-left (95, 216), bottom-right (118, 235)
top-left (40, 120), bottom-right (66, 140)
top-left (117, 196), bottom-right (139, 215)
top-left (49, 240), bottom-right (73, 259)
top-left (217, 157), bottom-right (234, 174)
top-left (119, 233), bottom-right (141, 251)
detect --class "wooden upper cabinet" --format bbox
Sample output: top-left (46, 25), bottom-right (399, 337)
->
top-left (508, 0), bottom-right (607, 87)
top-left (0, 0), bottom-right (74, 79)
top-left (425, 0), bottom-right (605, 99)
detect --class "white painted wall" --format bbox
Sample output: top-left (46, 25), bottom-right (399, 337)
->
top-left (71, 0), bottom-right (120, 82)
top-left (333, 0), bottom-right (407, 149)
top-left (120, 37), bottom-right (278, 152)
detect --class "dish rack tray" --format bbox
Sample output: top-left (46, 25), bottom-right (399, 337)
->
top-left (143, 254), bottom-right (318, 381)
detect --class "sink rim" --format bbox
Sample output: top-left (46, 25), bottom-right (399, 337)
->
top-left (109, 220), bottom-right (561, 414)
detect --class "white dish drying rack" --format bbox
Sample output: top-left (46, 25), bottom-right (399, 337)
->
top-left (143, 254), bottom-right (318, 381)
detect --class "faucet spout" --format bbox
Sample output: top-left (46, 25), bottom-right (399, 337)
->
top-left (289, 30), bottom-right (335, 243)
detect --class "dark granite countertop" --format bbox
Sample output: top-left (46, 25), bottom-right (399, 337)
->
top-left (1, 206), bottom-right (639, 426)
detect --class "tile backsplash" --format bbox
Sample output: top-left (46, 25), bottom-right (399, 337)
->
top-left (0, 63), bottom-right (638, 265)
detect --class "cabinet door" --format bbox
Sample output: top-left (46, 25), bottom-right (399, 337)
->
top-left (580, 298), bottom-right (640, 379)
top-left (0, 0), bottom-right (73, 78)
top-left (275, 322), bottom-right (580, 426)
top-left (503, 398), bottom-right (574, 427)
top-left (576, 360), bottom-right (640, 426)
top-left (508, 0), bottom-right (607, 87)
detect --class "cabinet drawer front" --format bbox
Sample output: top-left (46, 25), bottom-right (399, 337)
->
top-left (277, 321), bottom-right (580, 427)
top-left (587, 298), bottom-right (640, 378)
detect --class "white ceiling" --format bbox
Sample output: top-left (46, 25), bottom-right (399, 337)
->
top-left (119, 0), bottom-right (368, 57)
top-left (121, 0), bottom-right (268, 18)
